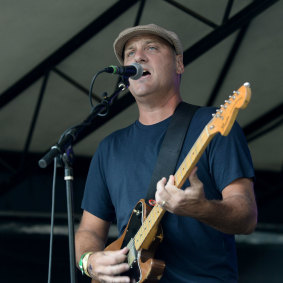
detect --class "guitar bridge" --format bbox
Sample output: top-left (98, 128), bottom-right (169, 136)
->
top-left (127, 238), bottom-right (138, 267)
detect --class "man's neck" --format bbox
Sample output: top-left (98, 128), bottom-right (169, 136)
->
top-left (137, 94), bottom-right (182, 125)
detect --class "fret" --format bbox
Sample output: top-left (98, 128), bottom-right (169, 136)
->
top-left (175, 172), bottom-right (181, 186)
top-left (195, 140), bottom-right (199, 153)
top-left (188, 152), bottom-right (193, 165)
top-left (180, 165), bottom-right (184, 178)
top-left (205, 125), bottom-right (210, 137)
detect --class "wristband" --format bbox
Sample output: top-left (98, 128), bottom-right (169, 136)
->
top-left (83, 252), bottom-right (93, 277)
top-left (79, 252), bottom-right (93, 277)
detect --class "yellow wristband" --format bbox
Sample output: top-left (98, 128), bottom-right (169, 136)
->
top-left (82, 252), bottom-right (93, 278)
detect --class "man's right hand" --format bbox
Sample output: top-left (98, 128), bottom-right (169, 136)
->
top-left (89, 247), bottom-right (132, 283)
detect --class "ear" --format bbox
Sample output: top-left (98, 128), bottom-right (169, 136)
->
top-left (175, 54), bottom-right (184, 75)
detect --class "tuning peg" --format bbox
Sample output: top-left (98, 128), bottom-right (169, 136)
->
top-left (244, 82), bottom-right (251, 88)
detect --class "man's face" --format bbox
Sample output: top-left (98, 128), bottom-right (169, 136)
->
top-left (123, 34), bottom-right (184, 101)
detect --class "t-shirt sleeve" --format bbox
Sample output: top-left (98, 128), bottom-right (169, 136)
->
top-left (207, 120), bottom-right (255, 192)
top-left (81, 142), bottom-right (116, 222)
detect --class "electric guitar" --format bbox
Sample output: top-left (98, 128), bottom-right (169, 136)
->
top-left (93, 82), bottom-right (251, 283)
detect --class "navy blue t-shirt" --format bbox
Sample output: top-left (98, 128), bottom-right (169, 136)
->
top-left (82, 107), bottom-right (254, 282)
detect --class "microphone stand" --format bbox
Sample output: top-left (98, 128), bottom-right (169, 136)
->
top-left (62, 151), bottom-right (76, 283)
top-left (39, 80), bottom-right (128, 283)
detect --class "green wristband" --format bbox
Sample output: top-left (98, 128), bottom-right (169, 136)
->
top-left (79, 252), bottom-right (88, 275)
top-left (79, 252), bottom-right (93, 277)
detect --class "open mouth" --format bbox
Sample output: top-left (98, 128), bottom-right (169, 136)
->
top-left (142, 70), bottom-right (151, 77)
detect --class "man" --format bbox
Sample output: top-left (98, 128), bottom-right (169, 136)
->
top-left (75, 24), bottom-right (257, 282)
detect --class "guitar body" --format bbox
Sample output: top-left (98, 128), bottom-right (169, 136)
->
top-left (93, 199), bottom-right (165, 283)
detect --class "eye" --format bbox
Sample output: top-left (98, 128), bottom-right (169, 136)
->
top-left (148, 46), bottom-right (157, 51)
top-left (126, 50), bottom-right (135, 57)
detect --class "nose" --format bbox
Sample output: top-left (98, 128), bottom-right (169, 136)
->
top-left (134, 49), bottom-right (147, 64)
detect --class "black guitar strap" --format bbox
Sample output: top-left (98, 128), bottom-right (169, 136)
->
top-left (145, 102), bottom-right (199, 203)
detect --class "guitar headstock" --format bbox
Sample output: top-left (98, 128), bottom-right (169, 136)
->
top-left (207, 82), bottom-right (251, 136)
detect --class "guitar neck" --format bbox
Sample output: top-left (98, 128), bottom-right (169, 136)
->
top-left (133, 123), bottom-right (216, 251)
top-left (174, 122), bottom-right (216, 188)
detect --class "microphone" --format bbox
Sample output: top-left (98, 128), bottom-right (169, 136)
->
top-left (104, 63), bottom-right (143, 80)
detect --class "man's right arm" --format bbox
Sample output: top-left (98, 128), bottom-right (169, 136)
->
top-left (75, 210), bottom-right (110, 261)
top-left (75, 210), bottom-right (131, 282)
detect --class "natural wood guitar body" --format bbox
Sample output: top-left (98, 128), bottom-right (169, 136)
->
top-left (93, 199), bottom-right (165, 283)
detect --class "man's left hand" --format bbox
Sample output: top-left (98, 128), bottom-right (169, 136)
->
top-left (155, 167), bottom-right (207, 216)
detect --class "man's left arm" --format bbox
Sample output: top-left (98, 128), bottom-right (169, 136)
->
top-left (155, 167), bottom-right (257, 235)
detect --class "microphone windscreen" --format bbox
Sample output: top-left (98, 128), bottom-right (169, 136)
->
top-left (130, 63), bottom-right (143, 80)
